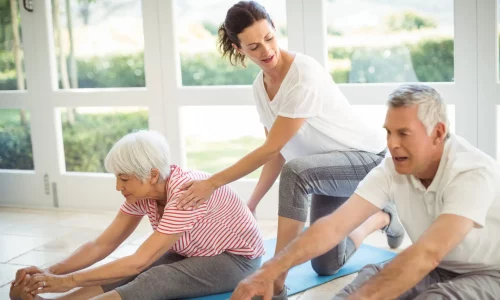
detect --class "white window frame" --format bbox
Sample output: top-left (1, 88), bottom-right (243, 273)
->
top-left (477, 0), bottom-right (500, 158)
top-left (0, 0), bottom-right (497, 221)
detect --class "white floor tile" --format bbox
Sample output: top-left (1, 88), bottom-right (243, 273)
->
top-left (36, 229), bottom-right (102, 253)
top-left (0, 207), bottom-right (410, 299)
top-left (0, 283), bottom-right (12, 300)
top-left (0, 235), bottom-right (52, 263)
top-left (109, 245), bottom-right (139, 259)
top-left (0, 223), bottom-right (75, 238)
top-left (55, 212), bottom-right (118, 230)
top-left (0, 263), bottom-right (28, 286)
top-left (297, 274), bottom-right (357, 299)
top-left (8, 251), bottom-right (69, 268)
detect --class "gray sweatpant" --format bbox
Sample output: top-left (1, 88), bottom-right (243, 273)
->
top-left (101, 251), bottom-right (261, 300)
top-left (333, 261), bottom-right (500, 299)
top-left (278, 150), bottom-right (386, 276)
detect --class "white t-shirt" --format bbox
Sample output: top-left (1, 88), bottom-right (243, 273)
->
top-left (355, 134), bottom-right (500, 273)
top-left (253, 53), bottom-right (386, 161)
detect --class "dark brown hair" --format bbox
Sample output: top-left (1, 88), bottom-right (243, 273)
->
top-left (218, 1), bottom-right (274, 66)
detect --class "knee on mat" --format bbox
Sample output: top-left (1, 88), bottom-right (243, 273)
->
top-left (311, 259), bottom-right (340, 276)
top-left (280, 160), bottom-right (303, 179)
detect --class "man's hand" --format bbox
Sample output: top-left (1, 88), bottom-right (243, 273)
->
top-left (230, 268), bottom-right (274, 300)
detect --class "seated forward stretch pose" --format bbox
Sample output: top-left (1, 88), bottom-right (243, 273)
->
top-left (10, 130), bottom-right (264, 300)
top-left (231, 84), bottom-right (500, 300)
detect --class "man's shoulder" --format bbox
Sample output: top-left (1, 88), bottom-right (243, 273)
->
top-left (443, 135), bottom-right (500, 185)
top-left (447, 135), bottom-right (499, 173)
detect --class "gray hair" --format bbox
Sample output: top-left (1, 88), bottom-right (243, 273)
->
top-left (388, 84), bottom-right (450, 138)
top-left (104, 130), bottom-right (171, 181)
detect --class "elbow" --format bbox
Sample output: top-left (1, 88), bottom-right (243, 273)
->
top-left (420, 245), bottom-right (442, 270)
top-left (130, 256), bottom-right (150, 274)
top-left (262, 143), bottom-right (282, 158)
top-left (134, 262), bottom-right (149, 274)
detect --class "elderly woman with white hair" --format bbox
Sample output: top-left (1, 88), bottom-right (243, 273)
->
top-left (10, 130), bottom-right (264, 300)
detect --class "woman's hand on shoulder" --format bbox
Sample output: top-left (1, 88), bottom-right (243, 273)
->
top-left (176, 179), bottom-right (216, 209)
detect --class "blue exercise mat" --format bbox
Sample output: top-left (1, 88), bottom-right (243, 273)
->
top-left (187, 239), bottom-right (396, 300)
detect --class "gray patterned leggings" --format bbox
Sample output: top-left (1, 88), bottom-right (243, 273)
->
top-left (278, 150), bottom-right (386, 275)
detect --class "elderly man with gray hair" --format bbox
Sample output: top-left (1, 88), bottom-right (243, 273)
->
top-left (231, 84), bottom-right (500, 300)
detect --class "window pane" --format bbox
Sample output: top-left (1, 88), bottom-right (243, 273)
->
top-left (182, 106), bottom-right (264, 178)
top-left (52, 0), bottom-right (145, 89)
top-left (176, 0), bottom-right (287, 86)
top-left (60, 107), bottom-right (148, 173)
top-left (352, 104), bottom-right (456, 135)
top-left (497, 106), bottom-right (500, 160)
top-left (327, 0), bottom-right (454, 83)
top-left (0, 109), bottom-right (33, 170)
top-left (0, 0), bottom-right (26, 90)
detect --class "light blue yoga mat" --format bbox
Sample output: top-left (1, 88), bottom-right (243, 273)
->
top-left (187, 239), bottom-right (396, 300)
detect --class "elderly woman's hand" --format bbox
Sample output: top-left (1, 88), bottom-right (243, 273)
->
top-left (24, 273), bottom-right (75, 296)
top-left (176, 179), bottom-right (216, 209)
top-left (12, 266), bottom-right (46, 287)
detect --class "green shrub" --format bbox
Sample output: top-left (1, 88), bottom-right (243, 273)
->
top-left (410, 38), bottom-right (454, 82)
top-left (0, 50), bottom-right (18, 90)
top-left (328, 38), bottom-right (455, 83)
top-left (330, 69), bottom-right (349, 83)
top-left (202, 21), bottom-right (219, 36)
top-left (0, 37), bottom-right (460, 88)
top-left (386, 11), bottom-right (437, 32)
top-left (62, 110), bottom-right (148, 172)
top-left (329, 48), bottom-right (353, 60)
top-left (180, 53), bottom-right (261, 86)
top-left (0, 50), bottom-right (16, 71)
top-left (74, 53), bottom-right (146, 88)
top-left (1, 35), bottom-right (498, 172)
top-left (0, 119), bottom-right (33, 170)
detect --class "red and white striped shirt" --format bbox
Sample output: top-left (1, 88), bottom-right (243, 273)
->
top-left (120, 165), bottom-right (265, 259)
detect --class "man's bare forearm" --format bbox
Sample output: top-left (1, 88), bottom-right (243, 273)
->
top-left (352, 214), bottom-right (475, 300)
top-left (262, 196), bottom-right (379, 280)
top-left (262, 215), bottom-right (346, 277)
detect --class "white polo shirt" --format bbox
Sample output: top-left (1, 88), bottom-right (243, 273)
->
top-left (355, 134), bottom-right (500, 273)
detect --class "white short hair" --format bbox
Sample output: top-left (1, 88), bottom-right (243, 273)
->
top-left (387, 84), bottom-right (450, 139)
top-left (104, 130), bottom-right (171, 181)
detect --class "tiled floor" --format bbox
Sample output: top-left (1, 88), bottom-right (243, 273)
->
top-left (0, 207), bottom-right (411, 299)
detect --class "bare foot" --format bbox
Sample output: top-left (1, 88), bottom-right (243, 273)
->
top-left (19, 288), bottom-right (46, 300)
top-left (9, 281), bottom-right (24, 300)
top-left (19, 289), bottom-right (33, 300)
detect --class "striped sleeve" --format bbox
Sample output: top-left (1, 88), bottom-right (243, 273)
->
top-left (157, 192), bottom-right (208, 235)
top-left (120, 200), bottom-right (147, 217)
